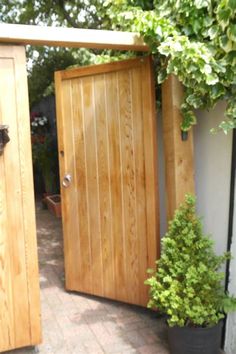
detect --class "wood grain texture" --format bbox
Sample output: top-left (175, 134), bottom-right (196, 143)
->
top-left (162, 75), bottom-right (195, 220)
top-left (60, 58), bottom-right (149, 80)
top-left (0, 23), bottom-right (148, 51)
top-left (55, 57), bottom-right (159, 306)
top-left (106, 72), bottom-right (126, 302)
top-left (0, 46), bottom-right (41, 352)
top-left (72, 78), bottom-right (92, 294)
top-left (141, 57), bottom-right (160, 269)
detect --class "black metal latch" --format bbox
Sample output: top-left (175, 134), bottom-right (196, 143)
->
top-left (0, 125), bottom-right (10, 155)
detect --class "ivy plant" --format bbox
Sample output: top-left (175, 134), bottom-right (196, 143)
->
top-left (104, 0), bottom-right (236, 133)
top-left (145, 195), bottom-right (236, 327)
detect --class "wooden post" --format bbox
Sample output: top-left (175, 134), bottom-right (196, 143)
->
top-left (162, 75), bottom-right (195, 220)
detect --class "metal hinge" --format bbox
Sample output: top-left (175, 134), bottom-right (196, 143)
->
top-left (0, 125), bottom-right (10, 155)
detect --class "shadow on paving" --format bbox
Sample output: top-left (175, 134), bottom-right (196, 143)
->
top-left (4, 202), bottom-right (169, 354)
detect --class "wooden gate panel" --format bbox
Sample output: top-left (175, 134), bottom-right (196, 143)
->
top-left (0, 46), bottom-right (41, 352)
top-left (55, 57), bottom-right (159, 306)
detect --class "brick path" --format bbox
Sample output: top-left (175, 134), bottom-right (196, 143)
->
top-left (5, 205), bottom-right (169, 354)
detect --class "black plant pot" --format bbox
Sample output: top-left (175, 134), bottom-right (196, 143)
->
top-left (168, 321), bottom-right (223, 354)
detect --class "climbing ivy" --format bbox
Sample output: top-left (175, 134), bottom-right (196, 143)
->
top-left (104, 0), bottom-right (236, 133)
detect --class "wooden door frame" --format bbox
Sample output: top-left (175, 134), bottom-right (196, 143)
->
top-left (0, 23), bottom-right (148, 51)
top-left (0, 22), bottom-right (194, 235)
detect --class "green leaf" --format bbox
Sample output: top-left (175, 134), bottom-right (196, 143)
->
top-left (194, 0), bottom-right (210, 9)
top-left (210, 84), bottom-right (226, 99)
top-left (217, 8), bottom-right (232, 30)
top-left (203, 64), bottom-right (212, 74)
top-left (207, 25), bottom-right (218, 39)
top-left (186, 94), bottom-right (202, 109)
top-left (228, 0), bottom-right (236, 11)
top-left (206, 74), bottom-right (219, 85)
top-left (158, 44), bottom-right (171, 56)
top-left (227, 24), bottom-right (236, 41)
top-left (158, 69), bottom-right (168, 83)
top-left (219, 35), bottom-right (234, 53)
top-left (181, 111), bottom-right (197, 131)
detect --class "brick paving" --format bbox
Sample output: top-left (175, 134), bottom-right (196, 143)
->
top-left (5, 204), bottom-right (169, 354)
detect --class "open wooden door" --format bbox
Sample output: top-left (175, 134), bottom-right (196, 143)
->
top-left (55, 56), bottom-right (159, 306)
top-left (0, 46), bottom-right (41, 351)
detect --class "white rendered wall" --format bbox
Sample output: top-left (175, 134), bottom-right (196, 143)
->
top-left (194, 103), bottom-right (235, 352)
top-left (193, 102), bottom-right (234, 352)
top-left (193, 102), bottom-right (232, 256)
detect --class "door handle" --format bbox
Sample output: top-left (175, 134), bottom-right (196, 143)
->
top-left (62, 174), bottom-right (72, 188)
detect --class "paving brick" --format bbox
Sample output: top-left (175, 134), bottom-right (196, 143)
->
top-left (138, 344), bottom-right (169, 354)
top-left (123, 329), bottom-right (147, 348)
top-left (138, 327), bottom-right (159, 345)
top-left (101, 341), bottom-right (139, 354)
top-left (89, 321), bottom-right (114, 346)
top-left (5, 205), bottom-right (169, 354)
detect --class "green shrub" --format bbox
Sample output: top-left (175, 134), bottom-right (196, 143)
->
top-left (145, 194), bottom-right (236, 327)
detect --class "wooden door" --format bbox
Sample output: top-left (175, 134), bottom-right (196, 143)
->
top-left (0, 46), bottom-right (41, 351)
top-left (55, 56), bottom-right (159, 306)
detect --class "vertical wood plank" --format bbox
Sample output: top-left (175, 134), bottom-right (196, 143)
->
top-left (82, 77), bottom-right (103, 296)
top-left (118, 69), bottom-right (139, 304)
top-left (106, 72), bottom-right (127, 302)
top-left (0, 176), bottom-right (14, 350)
top-left (59, 79), bottom-right (75, 288)
top-left (0, 57), bottom-right (16, 352)
top-left (56, 78), bottom-right (81, 289)
top-left (72, 78), bottom-right (92, 294)
top-left (162, 75), bottom-right (195, 220)
top-left (0, 165), bottom-right (12, 351)
top-left (131, 66), bottom-right (148, 305)
top-left (94, 74), bottom-right (114, 299)
top-left (13, 46), bottom-right (41, 346)
top-left (141, 57), bottom-right (160, 272)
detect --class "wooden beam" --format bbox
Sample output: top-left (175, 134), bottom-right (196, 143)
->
top-left (162, 75), bottom-right (195, 220)
top-left (0, 23), bottom-right (149, 51)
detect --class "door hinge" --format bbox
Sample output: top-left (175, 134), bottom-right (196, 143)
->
top-left (0, 125), bottom-right (10, 155)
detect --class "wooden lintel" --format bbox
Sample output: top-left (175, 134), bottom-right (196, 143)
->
top-left (162, 75), bottom-right (195, 220)
top-left (0, 23), bottom-right (149, 51)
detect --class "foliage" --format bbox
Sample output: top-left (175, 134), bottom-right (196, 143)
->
top-left (32, 135), bottom-right (59, 194)
top-left (30, 111), bottom-right (48, 134)
top-left (1, 1), bottom-right (236, 132)
top-left (28, 47), bottom-right (95, 106)
top-left (0, 0), bottom-right (106, 29)
top-left (0, 0), bottom-right (109, 107)
top-left (104, 0), bottom-right (236, 133)
top-left (145, 195), bottom-right (236, 328)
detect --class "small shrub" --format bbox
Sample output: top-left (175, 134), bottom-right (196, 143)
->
top-left (145, 194), bottom-right (236, 327)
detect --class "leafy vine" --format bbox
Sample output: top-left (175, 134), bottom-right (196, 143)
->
top-left (104, 0), bottom-right (236, 133)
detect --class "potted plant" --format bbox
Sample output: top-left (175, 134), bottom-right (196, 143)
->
top-left (145, 194), bottom-right (236, 354)
top-left (45, 194), bottom-right (61, 218)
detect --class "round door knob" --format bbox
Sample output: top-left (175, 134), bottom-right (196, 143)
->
top-left (62, 174), bottom-right (72, 188)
